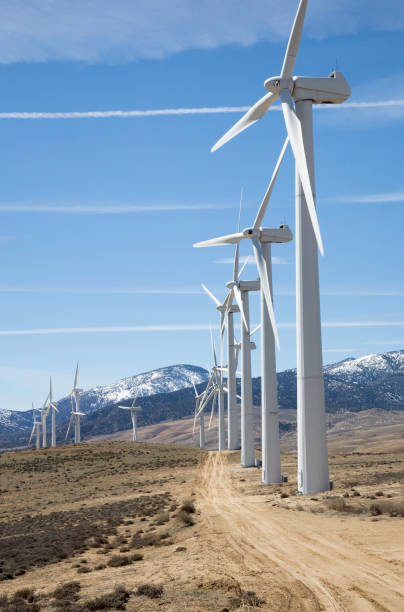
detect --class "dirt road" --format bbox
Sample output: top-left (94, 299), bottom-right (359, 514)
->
top-left (197, 452), bottom-right (404, 611)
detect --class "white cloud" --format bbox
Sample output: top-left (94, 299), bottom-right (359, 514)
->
top-left (0, 320), bottom-right (403, 336)
top-left (0, 286), bottom-right (204, 295)
top-left (325, 192), bottom-right (404, 205)
top-left (0, 100), bottom-right (403, 120)
top-left (0, 203), bottom-right (230, 214)
top-left (0, 1), bottom-right (402, 64)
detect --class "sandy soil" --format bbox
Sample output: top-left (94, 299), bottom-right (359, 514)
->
top-left (197, 452), bottom-right (404, 611)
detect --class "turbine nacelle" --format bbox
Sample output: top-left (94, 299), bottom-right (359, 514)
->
top-left (264, 72), bottom-right (350, 105)
top-left (242, 225), bottom-right (293, 244)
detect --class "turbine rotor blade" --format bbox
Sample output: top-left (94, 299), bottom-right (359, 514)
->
top-left (211, 92), bottom-right (278, 152)
top-left (253, 137), bottom-right (289, 229)
top-left (201, 283), bottom-right (221, 307)
top-left (208, 391), bottom-right (218, 429)
top-left (280, 88), bottom-right (324, 255)
top-left (281, 0), bottom-right (308, 79)
top-left (238, 255), bottom-right (250, 280)
top-left (233, 285), bottom-right (249, 333)
top-left (194, 233), bottom-right (244, 248)
top-left (210, 327), bottom-right (218, 368)
top-left (73, 361), bottom-right (79, 389)
top-left (251, 235), bottom-right (280, 350)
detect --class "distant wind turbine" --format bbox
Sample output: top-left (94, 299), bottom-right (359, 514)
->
top-left (119, 396), bottom-right (142, 441)
top-left (28, 404), bottom-right (41, 450)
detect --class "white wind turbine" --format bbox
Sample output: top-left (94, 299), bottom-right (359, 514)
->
top-left (210, 0), bottom-right (350, 493)
top-left (201, 284), bottom-right (240, 450)
top-left (119, 396), bottom-right (142, 442)
top-left (66, 361), bottom-right (84, 444)
top-left (28, 404), bottom-right (41, 450)
top-left (194, 150), bottom-right (293, 482)
top-left (48, 377), bottom-right (59, 448)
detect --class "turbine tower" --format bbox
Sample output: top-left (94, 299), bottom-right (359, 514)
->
top-left (49, 377), bottom-right (59, 448)
top-left (210, 0), bottom-right (350, 493)
top-left (40, 393), bottom-right (49, 448)
top-left (192, 382), bottom-right (205, 448)
top-left (119, 396), bottom-right (142, 441)
top-left (28, 405), bottom-right (41, 450)
top-left (66, 362), bottom-right (84, 444)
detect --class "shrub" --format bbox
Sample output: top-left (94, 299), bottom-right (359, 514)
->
top-left (280, 493), bottom-right (289, 499)
top-left (83, 586), bottom-right (130, 610)
top-left (53, 581), bottom-right (81, 602)
top-left (107, 555), bottom-right (131, 568)
top-left (176, 510), bottom-right (194, 526)
top-left (11, 589), bottom-right (36, 603)
top-left (241, 590), bottom-right (266, 607)
top-left (136, 584), bottom-right (164, 599)
top-left (324, 497), bottom-right (346, 512)
top-left (77, 566), bottom-right (92, 574)
top-left (180, 500), bottom-right (195, 514)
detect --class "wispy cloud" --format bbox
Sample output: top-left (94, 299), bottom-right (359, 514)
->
top-left (0, 1), bottom-right (402, 64)
top-left (0, 203), bottom-right (230, 214)
top-left (0, 286), bottom-right (204, 295)
top-left (215, 255), bottom-right (289, 265)
top-left (0, 100), bottom-right (403, 120)
top-left (1, 320), bottom-right (403, 336)
top-left (325, 192), bottom-right (404, 205)
top-left (323, 348), bottom-right (356, 353)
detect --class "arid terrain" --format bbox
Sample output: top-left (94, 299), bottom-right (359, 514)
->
top-left (1, 427), bottom-right (404, 611)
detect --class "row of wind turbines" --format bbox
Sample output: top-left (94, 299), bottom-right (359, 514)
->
top-left (28, 362), bottom-right (84, 449)
top-left (191, 0), bottom-right (351, 495)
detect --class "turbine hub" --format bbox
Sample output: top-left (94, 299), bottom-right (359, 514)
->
top-left (264, 76), bottom-right (294, 93)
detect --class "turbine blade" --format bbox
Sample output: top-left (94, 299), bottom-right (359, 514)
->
top-left (281, 0), bottom-right (308, 79)
top-left (251, 235), bottom-right (280, 349)
top-left (253, 137), bottom-right (289, 229)
top-left (192, 381), bottom-right (198, 398)
top-left (211, 92), bottom-right (278, 152)
top-left (194, 233), bottom-right (244, 248)
top-left (192, 399), bottom-right (199, 435)
top-left (73, 361), bottom-right (79, 389)
top-left (250, 323), bottom-right (262, 337)
top-left (201, 283), bottom-right (221, 307)
top-left (238, 255), bottom-right (251, 280)
top-left (42, 393), bottom-right (49, 410)
top-left (208, 391), bottom-right (217, 429)
top-left (233, 285), bottom-right (249, 333)
top-left (65, 414), bottom-right (74, 440)
top-left (28, 425), bottom-right (35, 445)
top-left (280, 89), bottom-right (324, 255)
top-left (210, 326), bottom-right (218, 368)
top-left (49, 377), bottom-right (53, 402)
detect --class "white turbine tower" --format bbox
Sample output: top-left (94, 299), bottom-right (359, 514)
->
top-left (210, 0), bottom-right (350, 493)
top-left (66, 362), bottom-right (84, 444)
top-left (40, 393), bottom-right (50, 448)
top-left (192, 381), bottom-right (205, 449)
top-left (119, 396), bottom-right (142, 441)
top-left (49, 377), bottom-right (59, 448)
top-left (28, 404), bottom-right (41, 450)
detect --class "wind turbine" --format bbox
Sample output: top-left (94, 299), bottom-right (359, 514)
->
top-left (119, 396), bottom-right (142, 442)
top-left (66, 362), bottom-right (84, 444)
top-left (28, 404), bottom-right (41, 450)
top-left (48, 377), bottom-right (59, 448)
top-left (194, 145), bottom-right (293, 482)
top-left (40, 393), bottom-right (50, 448)
top-left (210, 0), bottom-right (349, 493)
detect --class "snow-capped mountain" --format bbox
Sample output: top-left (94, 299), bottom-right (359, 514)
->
top-left (1, 352), bottom-right (403, 449)
top-left (325, 351), bottom-right (404, 383)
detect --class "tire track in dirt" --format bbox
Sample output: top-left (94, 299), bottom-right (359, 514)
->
top-left (196, 452), bottom-right (404, 611)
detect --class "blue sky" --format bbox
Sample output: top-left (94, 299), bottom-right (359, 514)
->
top-left (0, 0), bottom-right (403, 411)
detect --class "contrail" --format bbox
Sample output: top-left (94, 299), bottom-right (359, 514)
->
top-left (0, 100), bottom-right (402, 120)
top-left (0, 203), bottom-right (231, 214)
top-left (0, 320), bottom-right (403, 335)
